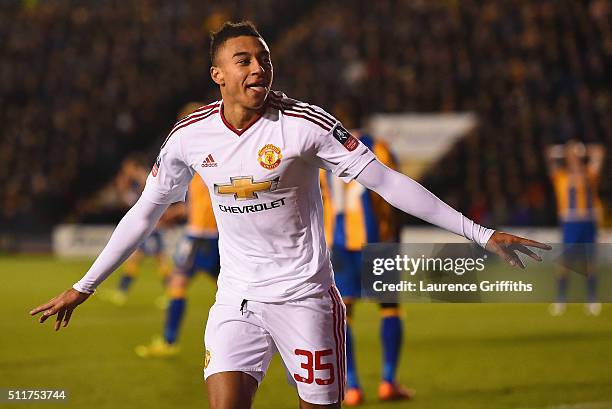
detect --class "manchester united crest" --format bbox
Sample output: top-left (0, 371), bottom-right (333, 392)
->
top-left (204, 349), bottom-right (211, 369)
top-left (258, 144), bottom-right (282, 170)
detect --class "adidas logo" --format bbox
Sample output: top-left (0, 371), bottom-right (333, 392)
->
top-left (201, 154), bottom-right (218, 167)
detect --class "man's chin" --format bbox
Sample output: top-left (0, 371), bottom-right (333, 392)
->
top-left (245, 93), bottom-right (269, 110)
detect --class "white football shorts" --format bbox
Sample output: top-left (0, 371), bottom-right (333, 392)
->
top-left (204, 286), bottom-right (346, 405)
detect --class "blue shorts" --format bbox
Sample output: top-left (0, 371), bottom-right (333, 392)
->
top-left (562, 221), bottom-right (597, 267)
top-left (562, 221), bottom-right (597, 244)
top-left (138, 230), bottom-right (164, 255)
top-left (173, 236), bottom-right (220, 278)
top-left (331, 247), bottom-right (362, 299)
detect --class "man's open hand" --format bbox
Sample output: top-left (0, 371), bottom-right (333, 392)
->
top-left (29, 288), bottom-right (90, 331)
top-left (486, 231), bottom-right (552, 268)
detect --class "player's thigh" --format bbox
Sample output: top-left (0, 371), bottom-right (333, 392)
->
top-left (266, 287), bottom-right (346, 406)
top-left (206, 371), bottom-right (258, 409)
top-left (141, 230), bottom-right (163, 255)
top-left (204, 303), bottom-right (276, 385)
top-left (173, 235), bottom-right (198, 276)
top-left (151, 230), bottom-right (164, 254)
top-left (194, 238), bottom-right (221, 279)
top-left (331, 247), bottom-right (361, 299)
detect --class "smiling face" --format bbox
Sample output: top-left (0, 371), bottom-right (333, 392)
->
top-left (210, 36), bottom-right (273, 111)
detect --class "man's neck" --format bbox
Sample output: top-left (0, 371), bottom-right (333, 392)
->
top-left (222, 99), bottom-right (264, 130)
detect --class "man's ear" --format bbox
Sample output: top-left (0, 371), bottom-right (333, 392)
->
top-left (210, 66), bottom-right (224, 86)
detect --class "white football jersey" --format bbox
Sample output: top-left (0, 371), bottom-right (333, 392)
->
top-left (142, 91), bottom-right (375, 302)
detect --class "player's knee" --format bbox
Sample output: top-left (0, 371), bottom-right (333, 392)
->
top-left (170, 273), bottom-right (188, 287)
top-left (206, 372), bottom-right (257, 409)
top-left (167, 274), bottom-right (189, 298)
top-left (379, 302), bottom-right (400, 318)
top-left (299, 399), bottom-right (340, 409)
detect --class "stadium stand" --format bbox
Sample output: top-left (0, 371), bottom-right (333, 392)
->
top-left (1, 0), bottom-right (610, 241)
top-left (0, 0), bottom-right (316, 234)
top-left (271, 0), bottom-right (611, 227)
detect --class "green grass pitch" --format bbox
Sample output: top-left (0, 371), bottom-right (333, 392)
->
top-left (1, 255), bottom-right (612, 409)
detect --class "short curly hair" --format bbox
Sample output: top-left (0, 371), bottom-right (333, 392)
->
top-left (210, 21), bottom-right (262, 65)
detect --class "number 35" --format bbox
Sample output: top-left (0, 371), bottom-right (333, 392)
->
top-left (293, 349), bottom-right (335, 385)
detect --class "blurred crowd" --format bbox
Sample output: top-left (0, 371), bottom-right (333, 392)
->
top-left (273, 0), bottom-right (612, 227)
top-left (1, 0), bottom-right (611, 231)
top-left (0, 0), bottom-right (312, 230)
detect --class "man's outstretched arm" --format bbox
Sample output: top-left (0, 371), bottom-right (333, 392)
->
top-left (355, 159), bottom-right (551, 266)
top-left (29, 196), bottom-right (170, 330)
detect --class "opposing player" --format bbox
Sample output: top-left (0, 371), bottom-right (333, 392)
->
top-left (31, 21), bottom-right (550, 409)
top-left (546, 140), bottom-right (605, 316)
top-left (321, 131), bottom-right (413, 405)
top-left (101, 155), bottom-right (171, 306)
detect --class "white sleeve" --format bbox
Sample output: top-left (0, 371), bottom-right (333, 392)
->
top-left (73, 197), bottom-right (169, 294)
top-left (312, 122), bottom-right (376, 182)
top-left (355, 159), bottom-right (495, 248)
top-left (141, 133), bottom-right (194, 204)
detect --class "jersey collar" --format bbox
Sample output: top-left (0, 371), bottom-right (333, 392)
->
top-left (220, 100), bottom-right (267, 136)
